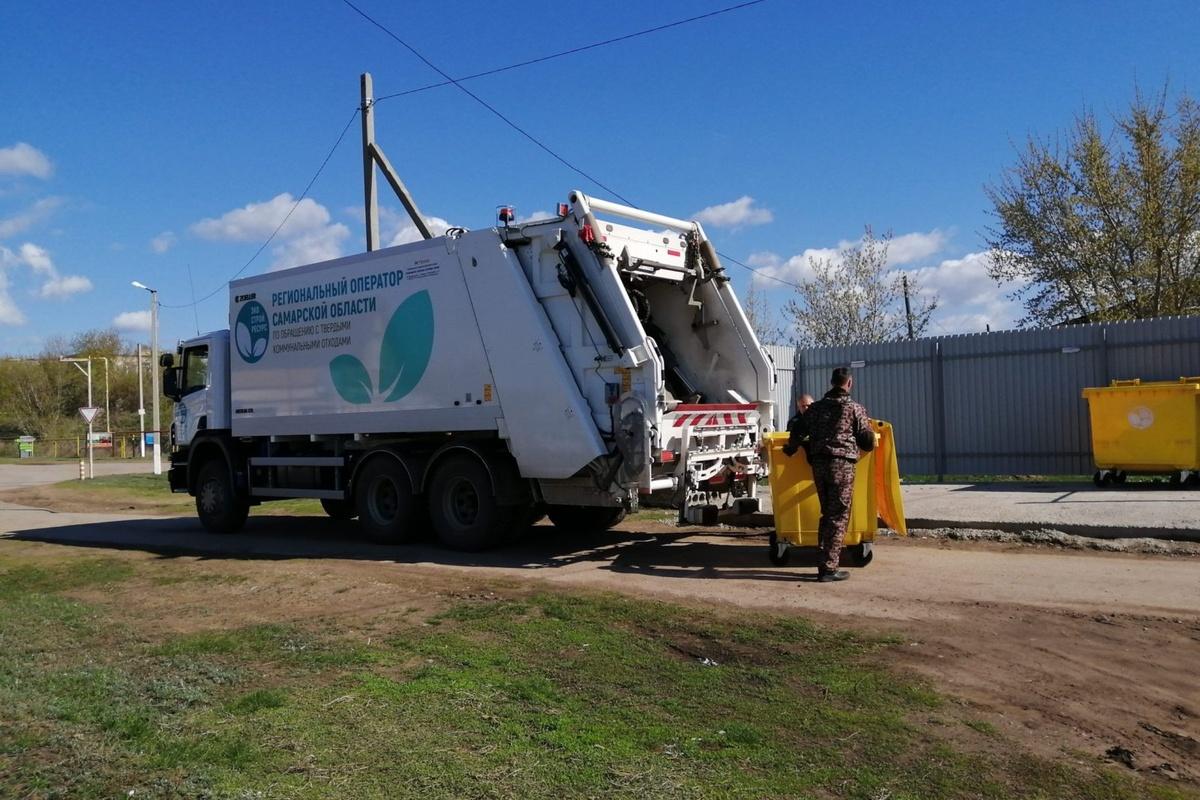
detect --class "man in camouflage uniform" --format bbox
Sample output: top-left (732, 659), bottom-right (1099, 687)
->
top-left (782, 367), bottom-right (876, 582)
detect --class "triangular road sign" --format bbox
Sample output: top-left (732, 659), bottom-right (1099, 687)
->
top-left (79, 406), bottom-right (100, 423)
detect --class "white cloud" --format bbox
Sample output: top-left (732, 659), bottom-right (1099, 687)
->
top-left (887, 229), bottom-right (949, 265)
top-left (0, 142), bottom-right (53, 179)
top-left (749, 228), bottom-right (950, 286)
top-left (191, 193), bottom-right (334, 241)
top-left (513, 209), bottom-right (555, 224)
top-left (19, 242), bottom-right (54, 274)
top-left (0, 197), bottom-right (63, 239)
top-left (112, 310), bottom-right (152, 332)
top-left (40, 274), bottom-right (93, 298)
top-left (270, 225), bottom-right (352, 270)
top-left (744, 227), bottom-right (1025, 335)
top-left (0, 269), bottom-right (26, 325)
top-left (906, 251), bottom-right (1025, 333)
top-left (0, 242), bottom-right (95, 301)
top-left (380, 206), bottom-right (453, 247)
top-left (692, 196), bottom-right (773, 229)
top-left (745, 247), bottom-right (836, 286)
top-left (150, 231), bottom-right (176, 254)
top-left (190, 193), bottom-right (352, 271)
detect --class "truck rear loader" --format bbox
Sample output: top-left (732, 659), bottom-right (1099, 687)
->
top-left (162, 191), bottom-right (776, 550)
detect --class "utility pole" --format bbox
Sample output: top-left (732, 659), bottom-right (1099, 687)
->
top-left (133, 281), bottom-right (162, 475)
top-left (137, 343), bottom-right (146, 458)
top-left (902, 274), bottom-right (915, 340)
top-left (360, 72), bottom-right (432, 250)
top-left (361, 72), bottom-right (380, 252)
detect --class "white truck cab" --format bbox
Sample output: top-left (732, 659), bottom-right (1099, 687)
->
top-left (167, 331), bottom-right (230, 450)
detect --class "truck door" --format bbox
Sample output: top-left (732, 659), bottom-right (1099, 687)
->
top-left (175, 343), bottom-right (211, 448)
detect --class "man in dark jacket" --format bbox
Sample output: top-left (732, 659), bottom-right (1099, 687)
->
top-left (782, 367), bottom-right (876, 582)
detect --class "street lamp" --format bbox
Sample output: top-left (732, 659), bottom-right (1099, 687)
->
top-left (132, 281), bottom-right (161, 475)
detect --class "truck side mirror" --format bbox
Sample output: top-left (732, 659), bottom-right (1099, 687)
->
top-left (163, 367), bottom-right (182, 401)
top-left (159, 352), bottom-right (175, 368)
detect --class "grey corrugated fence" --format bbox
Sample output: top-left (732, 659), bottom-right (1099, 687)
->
top-left (791, 316), bottom-right (1200, 476)
top-left (764, 344), bottom-right (796, 430)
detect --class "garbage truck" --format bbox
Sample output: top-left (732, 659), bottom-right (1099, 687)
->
top-left (162, 191), bottom-right (776, 549)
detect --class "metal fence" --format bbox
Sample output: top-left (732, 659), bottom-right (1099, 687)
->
top-left (791, 316), bottom-right (1200, 476)
top-left (764, 344), bottom-right (796, 430)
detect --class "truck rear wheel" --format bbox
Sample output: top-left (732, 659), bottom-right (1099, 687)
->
top-left (195, 460), bottom-right (249, 534)
top-left (355, 459), bottom-right (415, 544)
top-left (428, 454), bottom-right (514, 551)
top-left (546, 505), bottom-right (627, 534)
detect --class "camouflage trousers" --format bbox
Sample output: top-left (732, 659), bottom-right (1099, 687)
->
top-left (811, 457), bottom-right (856, 573)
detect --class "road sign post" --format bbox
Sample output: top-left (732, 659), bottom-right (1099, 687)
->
top-left (79, 406), bottom-right (100, 479)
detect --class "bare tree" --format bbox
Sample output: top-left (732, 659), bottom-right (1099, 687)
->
top-left (784, 227), bottom-right (938, 346)
top-left (741, 280), bottom-right (791, 346)
top-left (986, 86), bottom-right (1200, 325)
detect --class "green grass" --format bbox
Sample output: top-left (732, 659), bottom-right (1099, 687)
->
top-left (0, 553), bottom-right (1191, 800)
top-left (28, 472), bottom-right (324, 515)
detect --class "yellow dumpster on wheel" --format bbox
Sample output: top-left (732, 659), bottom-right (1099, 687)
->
top-left (1082, 377), bottom-right (1200, 487)
top-left (764, 420), bottom-right (907, 568)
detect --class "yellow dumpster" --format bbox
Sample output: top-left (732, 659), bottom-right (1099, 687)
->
top-left (1082, 377), bottom-right (1200, 487)
top-left (764, 419), bottom-right (907, 568)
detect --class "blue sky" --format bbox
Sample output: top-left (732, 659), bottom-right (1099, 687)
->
top-left (2, 0), bottom-right (1198, 354)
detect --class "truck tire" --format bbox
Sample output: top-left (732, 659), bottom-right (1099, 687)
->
top-left (320, 498), bottom-right (357, 520)
top-left (195, 460), bottom-right (249, 534)
top-left (546, 505), bottom-right (627, 534)
top-left (428, 454), bottom-right (515, 551)
top-left (355, 458), bottom-right (415, 544)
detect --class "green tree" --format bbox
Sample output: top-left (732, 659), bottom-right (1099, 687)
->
top-left (986, 87), bottom-right (1200, 325)
top-left (784, 227), bottom-right (938, 346)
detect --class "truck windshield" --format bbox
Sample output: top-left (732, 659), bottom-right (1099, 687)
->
top-left (183, 345), bottom-right (209, 395)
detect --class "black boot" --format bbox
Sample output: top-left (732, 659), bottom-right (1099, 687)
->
top-left (817, 568), bottom-right (850, 583)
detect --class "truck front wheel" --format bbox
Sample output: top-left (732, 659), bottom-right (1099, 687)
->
top-left (195, 460), bottom-right (249, 534)
top-left (355, 459), bottom-right (415, 544)
top-left (428, 454), bottom-right (514, 551)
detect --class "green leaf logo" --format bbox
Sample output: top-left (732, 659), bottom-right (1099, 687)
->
top-left (379, 290), bottom-right (434, 402)
top-left (329, 354), bottom-right (373, 404)
top-left (326, 290), bottom-right (434, 405)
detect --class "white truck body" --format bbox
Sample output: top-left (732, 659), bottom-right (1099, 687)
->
top-left (166, 191), bottom-right (776, 546)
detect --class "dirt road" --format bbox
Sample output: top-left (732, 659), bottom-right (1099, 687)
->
top-left (2, 497), bottom-right (1198, 787)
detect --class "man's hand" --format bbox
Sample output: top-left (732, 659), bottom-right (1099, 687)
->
top-left (781, 443), bottom-right (798, 457)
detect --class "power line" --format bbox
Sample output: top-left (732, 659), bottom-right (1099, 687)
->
top-left (718, 251), bottom-right (804, 290)
top-left (346, 2), bottom-right (794, 291)
top-left (342, 0), bottom-right (637, 206)
top-left (161, 107), bottom-right (361, 309)
top-left (372, 1), bottom-right (771, 104)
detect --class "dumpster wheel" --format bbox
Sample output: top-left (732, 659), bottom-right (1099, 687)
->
top-left (844, 542), bottom-right (874, 567)
top-left (767, 532), bottom-right (790, 566)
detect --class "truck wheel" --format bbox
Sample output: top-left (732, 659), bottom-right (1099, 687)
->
top-left (320, 498), bottom-right (357, 520)
top-left (355, 459), bottom-right (415, 544)
top-left (545, 505), bottom-right (627, 534)
top-left (195, 461), bottom-right (249, 534)
top-left (428, 455), bottom-right (512, 551)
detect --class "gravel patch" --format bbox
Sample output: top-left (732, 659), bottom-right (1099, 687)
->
top-left (890, 526), bottom-right (1200, 556)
